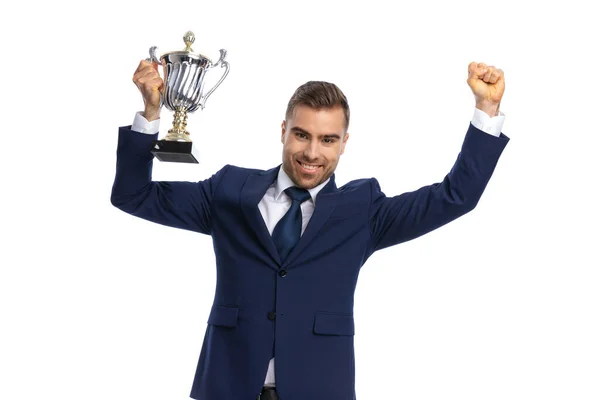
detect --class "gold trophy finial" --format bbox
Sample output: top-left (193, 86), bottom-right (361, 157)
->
top-left (183, 31), bottom-right (195, 52)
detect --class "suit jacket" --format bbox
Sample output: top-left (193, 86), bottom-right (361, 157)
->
top-left (111, 123), bottom-right (509, 400)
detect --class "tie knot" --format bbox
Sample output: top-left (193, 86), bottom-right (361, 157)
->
top-left (285, 186), bottom-right (311, 203)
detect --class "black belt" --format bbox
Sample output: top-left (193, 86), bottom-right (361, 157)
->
top-left (258, 386), bottom-right (278, 400)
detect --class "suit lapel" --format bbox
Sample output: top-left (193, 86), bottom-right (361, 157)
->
top-left (240, 166), bottom-right (282, 269)
top-left (282, 175), bottom-right (340, 269)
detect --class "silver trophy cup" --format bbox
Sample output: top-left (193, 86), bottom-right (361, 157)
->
top-left (146, 31), bottom-right (229, 163)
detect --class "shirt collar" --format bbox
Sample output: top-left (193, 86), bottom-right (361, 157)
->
top-left (274, 166), bottom-right (330, 204)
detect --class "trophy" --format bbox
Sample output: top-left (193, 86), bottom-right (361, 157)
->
top-left (146, 31), bottom-right (230, 163)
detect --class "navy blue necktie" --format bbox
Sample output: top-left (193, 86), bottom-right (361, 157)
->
top-left (272, 187), bottom-right (311, 262)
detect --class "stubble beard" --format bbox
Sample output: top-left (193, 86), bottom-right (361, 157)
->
top-left (289, 160), bottom-right (336, 190)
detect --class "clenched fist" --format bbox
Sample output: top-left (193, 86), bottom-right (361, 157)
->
top-left (467, 62), bottom-right (505, 117)
top-left (132, 60), bottom-right (164, 121)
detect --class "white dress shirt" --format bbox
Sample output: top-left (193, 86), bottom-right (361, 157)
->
top-left (129, 107), bottom-right (505, 386)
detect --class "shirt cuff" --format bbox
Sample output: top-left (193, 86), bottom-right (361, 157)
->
top-left (131, 111), bottom-right (160, 134)
top-left (471, 107), bottom-right (505, 137)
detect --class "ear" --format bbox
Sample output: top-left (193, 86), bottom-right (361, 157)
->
top-left (340, 132), bottom-right (350, 155)
top-left (281, 120), bottom-right (287, 144)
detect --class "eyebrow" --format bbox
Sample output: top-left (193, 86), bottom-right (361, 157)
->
top-left (290, 127), bottom-right (342, 140)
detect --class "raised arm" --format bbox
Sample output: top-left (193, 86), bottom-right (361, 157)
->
top-left (110, 126), bottom-right (229, 235)
top-left (110, 60), bottom-right (228, 235)
top-left (368, 123), bottom-right (509, 252)
top-left (368, 61), bottom-right (510, 252)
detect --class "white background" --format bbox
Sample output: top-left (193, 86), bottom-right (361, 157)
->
top-left (1, 0), bottom-right (599, 399)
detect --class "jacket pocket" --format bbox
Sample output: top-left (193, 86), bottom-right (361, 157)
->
top-left (313, 312), bottom-right (355, 336)
top-left (207, 305), bottom-right (239, 328)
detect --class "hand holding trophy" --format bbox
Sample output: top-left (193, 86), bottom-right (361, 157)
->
top-left (144, 31), bottom-right (230, 163)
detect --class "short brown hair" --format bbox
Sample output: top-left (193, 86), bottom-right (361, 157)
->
top-left (285, 81), bottom-right (350, 130)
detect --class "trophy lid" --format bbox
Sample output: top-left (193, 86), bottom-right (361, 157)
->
top-left (161, 31), bottom-right (212, 63)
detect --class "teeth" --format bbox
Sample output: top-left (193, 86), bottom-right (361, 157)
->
top-left (301, 163), bottom-right (319, 170)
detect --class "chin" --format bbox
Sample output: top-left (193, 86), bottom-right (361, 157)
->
top-left (290, 173), bottom-right (314, 188)
top-left (302, 174), bottom-right (328, 188)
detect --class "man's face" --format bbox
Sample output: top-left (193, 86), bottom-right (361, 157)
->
top-left (281, 105), bottom-right (349, 189)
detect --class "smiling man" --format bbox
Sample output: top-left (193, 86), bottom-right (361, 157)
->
top-left (111, 61), bottom-right (510, 400)
top-left (280, 83), bottom-right (349, 190)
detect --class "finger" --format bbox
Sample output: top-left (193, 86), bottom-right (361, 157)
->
top-left (489, 67), bottom-right (504, 84)
top-left (134, 77), bottom-right (162, 96)
top-left (493, 68), bottom-right (504, 83)
top-left (137, 76), bottom-right (163, 88)
top-left (133, 67), bottom-right (161, 85)
top-left (133, 61), bottom-right (161, 81)
top-left (468, 61), bottom-right (478, 76)
top-left (137, 62), bottom-right (160, 76)
top-left (483, 66), bottom-right (495, 82)
top-left (133, 68), bottom-right (159, 82)
top-left (467, 62), bottom-right (488, 81)
top-left (134, 60), bottom-right (153, 74)
top-left (488, 69), bottom-right (501, 84)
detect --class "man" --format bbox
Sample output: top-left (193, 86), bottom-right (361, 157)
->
top-left (111, 60), bottom-right (509, 400)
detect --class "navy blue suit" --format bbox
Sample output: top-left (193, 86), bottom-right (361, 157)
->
top-left (111, 123), bottom-right (509, 399)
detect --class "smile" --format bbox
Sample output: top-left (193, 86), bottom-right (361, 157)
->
top-left (297, 160), bottom-right (321, 173)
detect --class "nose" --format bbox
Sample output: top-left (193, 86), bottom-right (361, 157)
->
top-left (303, 140), bottom-right (320, 161)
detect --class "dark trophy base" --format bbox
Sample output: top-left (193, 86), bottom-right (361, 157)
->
top-left (151, 140), bottom-right (200, 164)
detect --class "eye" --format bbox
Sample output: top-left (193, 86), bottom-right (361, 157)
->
top-left (296, 132), bottom-right (308, 140)
top-left (322, 138), bottom-right (336, 144)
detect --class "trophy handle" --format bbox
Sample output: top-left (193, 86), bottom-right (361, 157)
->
top-left (199, 49), bottom-right (230, 110)
top-left (145, 46), bottom-right (164, 108)
top-left (147, 46), bottom-right (161, 64)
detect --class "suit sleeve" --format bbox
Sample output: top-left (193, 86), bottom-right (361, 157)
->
top-left (368, 123), bottom-right (510, 253)
top-left (110, 126), bottom-right (229, 235)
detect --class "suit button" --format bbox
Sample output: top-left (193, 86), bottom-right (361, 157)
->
top-left (267, 312), bottom-right (276, 321)
top-left (278, 270), bottom-right (287, 277)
